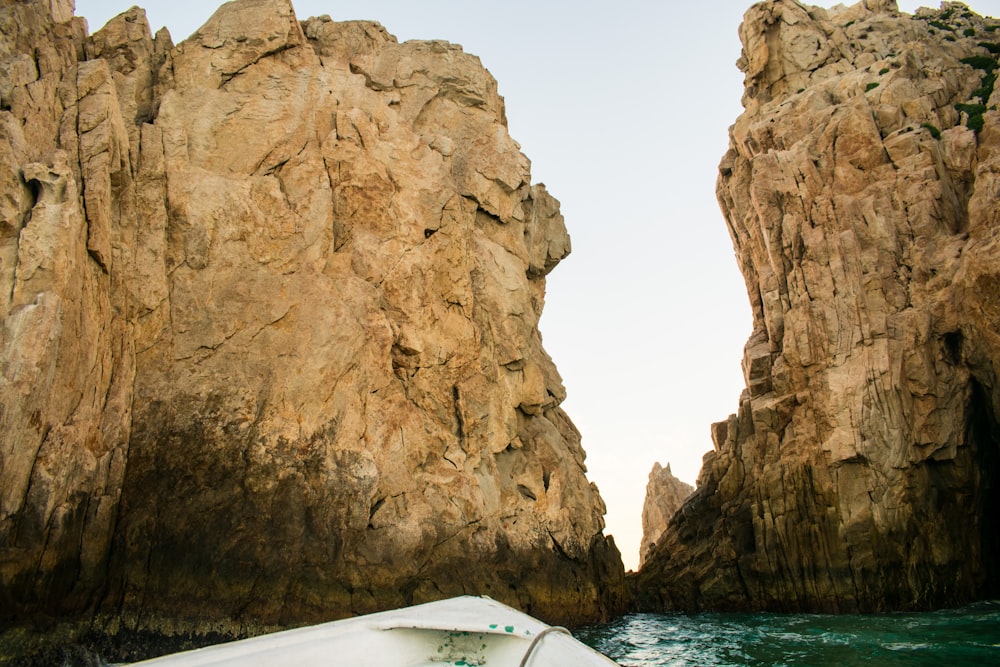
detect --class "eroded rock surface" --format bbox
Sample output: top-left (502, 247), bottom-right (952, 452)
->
top-left (639, 463), bottom-right (693, 568)
top-left (0, 0), bottom-right (625, 645)
top-left (638, 0), bottom-right (1000, 612)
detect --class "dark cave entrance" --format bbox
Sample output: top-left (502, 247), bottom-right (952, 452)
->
top-left (968, 377), bottom-right (1000, 599)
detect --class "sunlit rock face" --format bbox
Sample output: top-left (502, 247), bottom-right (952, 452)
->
top-left (0, 0), bottom-right (625, 637)
top-left (638, 0), bottom-right (1000, 612)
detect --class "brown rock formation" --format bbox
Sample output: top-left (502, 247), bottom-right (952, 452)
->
top-left (0, 0), bottom-right (624, 643)
top-left (639, 463), bottom-right (693, 568)
top-left (638, 0), bottom-right (1000, 613)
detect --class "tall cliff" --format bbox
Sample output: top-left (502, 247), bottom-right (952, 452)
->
top-left (638, 0), bottom-right (1000, 612)
top-left (0, 0), bottom-right (625, 642)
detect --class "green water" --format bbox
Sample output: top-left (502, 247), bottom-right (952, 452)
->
top-left (576, 601), bottom-right (1000, 666)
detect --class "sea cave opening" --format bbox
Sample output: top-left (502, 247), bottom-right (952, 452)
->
top-left (968, 377), bottom-right (1000, 600)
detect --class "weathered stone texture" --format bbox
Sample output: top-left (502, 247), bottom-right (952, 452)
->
top-left (639, 463), bottom-right (693, 568)
top-left (0, 0), bottom-right (133, 622)
top-left (0, 0), bottom-right (624, 641)
top-left (638, 0), bottom-right (1000, 612)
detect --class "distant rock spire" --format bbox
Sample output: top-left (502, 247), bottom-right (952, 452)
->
top-left (639, 462), bottom-right (693, 568)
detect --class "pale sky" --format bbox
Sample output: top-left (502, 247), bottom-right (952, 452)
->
top-left (75, 0), bottom-right (997, 570)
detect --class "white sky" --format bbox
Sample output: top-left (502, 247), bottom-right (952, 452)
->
top-left (75, 0), bottom-right (998, 570)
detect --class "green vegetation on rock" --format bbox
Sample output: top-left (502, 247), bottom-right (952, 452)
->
top-left (956, 103), bottom-right (989, 133)
top-left (960, 55), bottom-right (999, 71)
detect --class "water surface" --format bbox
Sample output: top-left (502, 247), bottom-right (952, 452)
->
top-left (576, 601), bottom-right (1000, 666)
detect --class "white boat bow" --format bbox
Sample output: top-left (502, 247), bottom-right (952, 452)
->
top-left (129, 595), bottom-right (620, 666)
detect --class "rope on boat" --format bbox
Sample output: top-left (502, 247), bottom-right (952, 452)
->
top-left (518, 626), bottom-right (573, 667)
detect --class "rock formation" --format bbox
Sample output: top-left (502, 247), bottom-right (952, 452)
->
top-left (638, 0), bottom-right (1000, 613)
top-left (639, 463), bottom-right (693, 569)
top-left (0, 0), bottom-right (625, 650)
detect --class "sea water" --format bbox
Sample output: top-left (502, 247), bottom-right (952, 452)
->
top-left (576, 600), bottom-right (1000, 666)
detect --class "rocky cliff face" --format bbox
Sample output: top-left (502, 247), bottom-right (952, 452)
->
top-left (638, 0), bottom-right (1000, 612)
top-left (0, 0), bottom-right (624, 642)
top-left (639, 463), bottom-right (693, 569)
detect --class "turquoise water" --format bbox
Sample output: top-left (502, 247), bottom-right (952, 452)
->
top-left (576, 601), bottom-right (1000, 666)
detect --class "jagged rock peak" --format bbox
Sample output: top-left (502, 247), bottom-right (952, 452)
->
top-left (639, 462), bottom-right (693, 569)
top-left (861, 0), bottom-right (900, 14)
top-left (0, 0), bottom-right (625, 655)
top-left (637, 0), bottom-right (1000, 613)
top-left (735, 0), bottom-right (994, 109)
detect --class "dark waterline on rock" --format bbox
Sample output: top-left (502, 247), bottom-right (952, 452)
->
top-left (577, 601), bottom-right (1000, 666)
